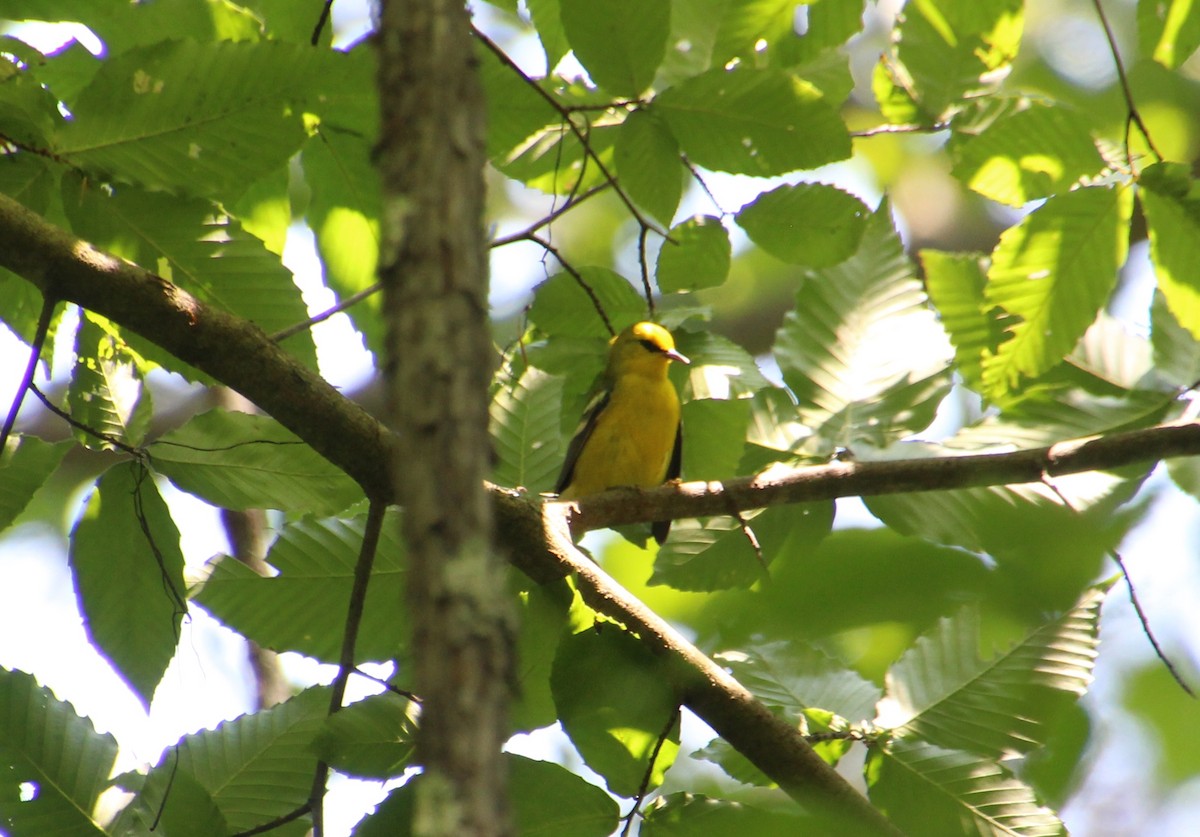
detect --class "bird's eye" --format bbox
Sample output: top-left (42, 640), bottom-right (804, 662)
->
top-left (638, 338), bottom-right (660, 353)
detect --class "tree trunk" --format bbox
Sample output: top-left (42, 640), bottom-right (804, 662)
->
top-left (376, 2), bottom-right (514, 835)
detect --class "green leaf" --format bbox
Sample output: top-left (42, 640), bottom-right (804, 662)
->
top-left (354, 753), bottom-right (621, 836)
top-left (509, 754), bottom-right (622, 836)
top-left (718, 640), bottom-right (883, 724)
top-left (679, 397), bottom-right (750, 482)
top-left (311, 691), bottom-right (417, 780)
top-left (69, 462), bottom-right (185, 710)
top-left (866, 738), bottom-right (1064, 836)
top-left (656, 67), bottom-right (850, 176)
top-left (657, 215), bottom-right (731, 292)
top-left (982, 184), bottom-right (1133, 400)
top-left (652, 503), bottom-right (832, 592)
top-left (1122, 660), bottom-right (1200, 785)
top-left (711, 0), bottom-right (803, 67)
top-left (0, 667), bottom-right (117, 837)
top-left (528, 268), bottom-right (647, 338)
top-left (160, 687), bottom-right (328, 833)
top-left (1150, 288), bottom-right (1200, 387)
top-left (110, 764), bottom-right (231, 837)
top-left (1138, 0), bottom-right (1200, 69)
top-left (151, 409), bottom-right (364, 516)
top-left (302, 125), bottom-right (382, 356)
top-left (674, 329), bottom-right (774, 399)
top-left (0, 53), bottom-right (64, 148)
top-left (559, 0), bottom-right (670, 96)
top-left (55, 40), bottom-right (353, 200)
top-left (527, 0), bottom-right (571, 72)
top-left (921, 249), bottom-right (1002, 393)
top-left (735, 182), bottom-right (869, 267)
top-left (1141, 162), bottom-right (1200, 341)
top-left (877, 587), bottom-right (1105, 757)
top-left (774, 204), bottom-right (952, 450)
top-left (551, 626), bottom-right (680, 797)
top-left (0, 435), bottom-right (70, 534)
top-left (489, 365), bottom-right (565, 493)
top-left (194, 509), bottom-right (406, 663)
top-left (511, 578), bottom-right (573, 732)
top-left (478, 41), bottom-right (561, 165)
top-left (641, 793), bottom-right (830, 836)
top-left (949, 102), bottom-right (1104, 206)
top-left (878, 0), bottom-right (1024, 123)
top-left (61, 176), bottom-right (318, 373)
top-left (615, 109), bottom-right (682, 225)
top-left (67, 313), bottom-right (153, 451)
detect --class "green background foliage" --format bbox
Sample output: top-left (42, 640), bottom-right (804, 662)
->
top-left (2, 0), bottom-right (1200, 834)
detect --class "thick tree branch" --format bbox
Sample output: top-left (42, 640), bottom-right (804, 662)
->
top-left (563, 424), bottom-right (1200, 533)
top-left (6, 191), bottom-right (1200, 830)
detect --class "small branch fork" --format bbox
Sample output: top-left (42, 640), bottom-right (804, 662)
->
top-left (1091, 0), bottom-right (1162, 168)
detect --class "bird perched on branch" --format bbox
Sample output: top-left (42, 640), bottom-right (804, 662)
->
top-left (555, 321), bottom-right (689, 544)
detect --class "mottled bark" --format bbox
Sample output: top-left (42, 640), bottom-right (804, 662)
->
top-left (376, 2), bottom-right (514, 835)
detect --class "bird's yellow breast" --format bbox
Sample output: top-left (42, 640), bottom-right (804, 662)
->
top-left (560, 373), bottom-right (680, 498)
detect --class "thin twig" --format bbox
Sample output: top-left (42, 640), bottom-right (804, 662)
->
top-left (311, 0), bottom-right (335, 45)
top-left (270, 282), bottom-right (382, 343)
top-left (619, 707), bottom-right (679, 837)
top-left (490, 183), bottom-right (611, 248)
top-left (231, 803), bottom-right (314, 837)
top-left (352, 666), bottom-right (422, 703)
top-left (27, 383), bottom-right (143, 456)
top-left (526, 233), bottom-right (615, 335)
top-left (850, 121), bottom-right (950, 138)
top-left (0, 294), bottom-right (55, 452)
top-left (470, 25), bottom-right (668, 240)
top-left (1042, 477), bottom-right (1194, 697)
top-left (1091, 0), bottom-right (1162, 165)
top-left (683, 157), bottom-right (727, 217)
top-left (309, 498), bottom-right (388, 835)
top-left (638, 226), bottom-right (655, 318)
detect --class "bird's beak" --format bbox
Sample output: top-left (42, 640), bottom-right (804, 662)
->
top-left (666, 348), bottom-right (690, 365)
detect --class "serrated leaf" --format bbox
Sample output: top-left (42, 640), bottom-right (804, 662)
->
top-left (55, 40), bottom-right (356, 200)
top-left (774, 204), bottom-right (952, 450)
top-left (1141, 162), bottom-right (1200, 341)
top-left (69, 462), bottom-right (185, 710)
top-left (615, 109), bottom-right (682, 225)
top-left (922, 249), bottom-right (1002, 393)
top-left (311, 691), bottom-right (417, 780)
top-left (0, 667), bottom-right (117, 837)
top-left (551, 627), bottom-right (680, 797)
top-left (717, 640), bottom-right (883, 724)
top-left (949, 102), bottom-right (1104, 206)
top-left (657, 67), bottom-right (850, 176)
top-left (982, 185), bottom-right (1132, 400)
top-left (110, 763), bottom-right (231, 837)
top-left (528, 268), bottom-right (647, 338)
top-left (1150, 288), bottom-right (1200, 387)
top-left (489, 366), bottom-right (565, 493)
top-left (657, 215), bottom-right (731, 292)
top-left (867, 738), bottom-right (1065, 836)
top-left (194, 509), bottom-right (406, 663)
top-left (61, 175), bottom-right (318, 374)
top-left (736, 182), bottom-right (869, 267)
top-left (162, 687), bottom-right (328, 833)
top-left (877, 587), bottom-right (1105, 757)
top-left (675, 329), bottom-right (773, 399)
top-left (67, 313), bottom-right (152, 451)
top-left (0, 435), bottom-right (70, 534)
top-left (559, 0), bottom-right (670, 95)
top-left (151, 409), bottom-right (364, 516)
top-left (652, 503), bottom-right (832, 592)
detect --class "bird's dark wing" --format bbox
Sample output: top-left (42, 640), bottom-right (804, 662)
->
top-left (554, 388), bottom-right (611, 495)
top-left (651, 420), bottom-right (684, 545)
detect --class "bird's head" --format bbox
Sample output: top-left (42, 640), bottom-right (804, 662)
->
top-left (608, 321), bottom-right (690, 378)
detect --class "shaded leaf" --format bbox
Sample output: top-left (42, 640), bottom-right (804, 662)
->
top-left (560, 0), bottom-right (670, 96)
top-left (657, 215), bottom-right (731, 292)
top-left (615, 108), bottom-right (683, 225)
top-left (528, 268), bottom-right (647, 338)
top-left (736, 182), bottom-right (869, 267)
top-left (0, 667), bottom-right (117, 837)
top-left (0, 435), bottom-right (70, 534)
top-left (489, 366), bottom-right (565, 493)
top-left (69, 462), bottom-right (185, 710)
top-left (311, 692), bottom-right (417, 780)
top-left (151, 409), bottom-right (364, 516)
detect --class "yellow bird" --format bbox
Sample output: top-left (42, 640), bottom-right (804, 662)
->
top-left (555, 321), bottom-right (689, 544)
